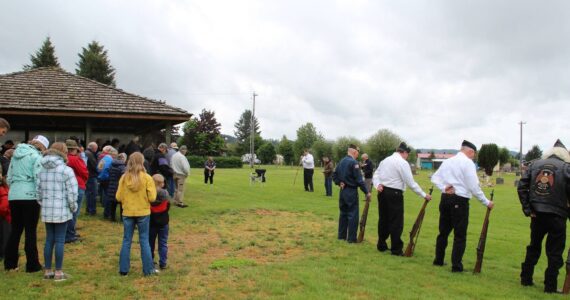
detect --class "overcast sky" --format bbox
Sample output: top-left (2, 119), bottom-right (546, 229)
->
top-left (1, 1), bottom-right (569, 152)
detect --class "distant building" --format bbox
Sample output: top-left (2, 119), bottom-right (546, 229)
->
top-left (417, 153), bottom-right (455, 170)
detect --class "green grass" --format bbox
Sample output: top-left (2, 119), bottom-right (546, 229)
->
top-left (0, 166), bottom-right (566, 299)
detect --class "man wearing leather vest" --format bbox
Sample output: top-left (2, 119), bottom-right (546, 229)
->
top-left (518, 139), bottom-right (570, 293)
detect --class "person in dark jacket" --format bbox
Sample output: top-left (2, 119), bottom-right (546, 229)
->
top-left (518, 139), bottom-right (570, 293)
top-left (107, 153), bottom-right (127, 222)
top-left (84, 142), bottom-right (99, 215)
top-left (149, 174), bottom-right (170, 271)
top-left (143, 144), bottom-right (155, 175)
top-left (151, 144), bottom-right (173, 186)
top-left (323, 156), bottom-right (334, 197)
top-left (360, 153), bottom-right (375, 194)
top-left (332, 144), bottom-right (371, 243)
top-left (125, 137), bottom-right (142, 157)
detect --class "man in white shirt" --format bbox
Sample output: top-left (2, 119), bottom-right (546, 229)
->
top-left (431, 140), bottom-right (494, 273)
top-left (170, 145), bottom-right (190, 208)
top-left (301, 149), bottom-right (315, 192)
top-left (373, 142), bottom-right (431, 255)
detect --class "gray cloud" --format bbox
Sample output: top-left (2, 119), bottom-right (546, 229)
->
top-left (2, 0), bottom-right (570, 153)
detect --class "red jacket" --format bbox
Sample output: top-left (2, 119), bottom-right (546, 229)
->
top-left (67, 154), bottom-right (88, 189)
top-left (0, 185), bottom-right (10, 223)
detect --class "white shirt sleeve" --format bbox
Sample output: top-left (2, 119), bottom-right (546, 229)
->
top-left (372, 162), bottom-right (382, 189)
top-left (400, 160), bottom-right (426, 198)
top-left (464, 161), bottom-right (490, 206)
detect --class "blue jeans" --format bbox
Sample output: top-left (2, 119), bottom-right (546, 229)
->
top-left (44, 222), bottom-right (67, 270)
top-left (119, 215), bottom-right (154, 275)
top-left (65, 188), bottom-right (85, 242)
top-left (85, 177), bottom-right (98, 215)
top-left (149, 224), bottom-right (169, 268)
top-left (167, 176), bottom-right (175, 197)
top-left (324, 177), bottom-right (333, 196)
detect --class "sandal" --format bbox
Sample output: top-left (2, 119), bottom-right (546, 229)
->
top-left (54, 272), bottom-right (69, 282)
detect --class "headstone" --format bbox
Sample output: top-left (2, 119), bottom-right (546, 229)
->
top-left (496, 177), bottom-right (504, 185)
top-left (514, 179), bottom-right (519, 187)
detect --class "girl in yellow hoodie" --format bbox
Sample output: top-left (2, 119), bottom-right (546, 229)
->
top-left (116, 152), bottom-right (156, 276)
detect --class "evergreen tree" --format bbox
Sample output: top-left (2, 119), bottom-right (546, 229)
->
top-left (478, 143), bottom-right (499, 176)
top-left (76, 41), bottom-right (116, 86)
top-left (234, 109), bottom-right (261, 155)
top-left (181, 109), bottom-right (224, 156)
top-left (278, 135), bottom-right (295, 165)
top-left (24, 37), bottom-right (60, 70)
top-left (524, 145), bottom-right (542, 162)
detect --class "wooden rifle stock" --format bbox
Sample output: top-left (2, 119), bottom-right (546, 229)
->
top-left (473, 190), bottom-right (494, 274)
top-left (357, 195), bottom-right (371, 243)
top-left (563, 248), bottom-right (570, 294)
top-left (403, 186), bottom-right (433, 257)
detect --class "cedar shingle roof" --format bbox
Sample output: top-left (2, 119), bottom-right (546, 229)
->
top-left (0, 67), bottom-right (191, 121)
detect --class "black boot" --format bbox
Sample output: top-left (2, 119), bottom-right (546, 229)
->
top-left (520, 263), bottom-right (534, 286)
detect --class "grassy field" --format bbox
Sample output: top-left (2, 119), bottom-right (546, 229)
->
top-left (0, 166), bottom-right (567, 299)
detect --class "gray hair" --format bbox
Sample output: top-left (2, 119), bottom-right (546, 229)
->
top-left (158, 143), bottom-right (168, 149)
top-left (118, 153), bottom-right (128, 161)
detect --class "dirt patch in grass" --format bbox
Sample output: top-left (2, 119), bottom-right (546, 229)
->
top-left (2, 209), bottom-right (334, 299)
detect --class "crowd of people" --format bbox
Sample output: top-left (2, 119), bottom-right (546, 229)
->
top-left (0, 117), bottom-right (202, 279)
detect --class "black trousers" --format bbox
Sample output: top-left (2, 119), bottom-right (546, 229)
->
top-left (4, 200), bottom-right (42, 272)
top-left (521, 212), bottom-right (566, 291)
top-left (0, 218), bottom-right (10, 258)
top-left (303, 168), bottom-right (314, 192)
top-left (338, 188), bottom-right (359, 242)
top-left (377, 187), bottom-right (404, 254)
top-left (204, 169), bottom-right (214, 184)
top-left (434, 194), bottom-right (469, 271)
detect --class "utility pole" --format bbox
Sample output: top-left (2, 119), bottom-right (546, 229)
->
top-left (519, 121), bottom-right (526, 171)
top-left (250, 92), bottom-right (258, 168)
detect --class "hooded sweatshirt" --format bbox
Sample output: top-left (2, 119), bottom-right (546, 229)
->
top-left (115, 171), bottom-right (157, 217)
top-left (37, 150), bottom-right (78, 223)
top-left (7, 143), bottom-right (43, 201)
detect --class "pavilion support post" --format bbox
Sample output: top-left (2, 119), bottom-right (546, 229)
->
top-left (165, 122), bottom-right (172, 144)
top-left (85, 120), bottom-right (92, 146)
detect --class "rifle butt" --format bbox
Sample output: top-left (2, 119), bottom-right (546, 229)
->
top-left (563, 269), bottom-right (570, 294)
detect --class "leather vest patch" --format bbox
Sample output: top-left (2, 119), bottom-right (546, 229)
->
top-left (535, 165), bottom-right (556, 196)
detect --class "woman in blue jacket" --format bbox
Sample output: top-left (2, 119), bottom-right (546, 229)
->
top-left (4, 135), bottom-right (49, 272)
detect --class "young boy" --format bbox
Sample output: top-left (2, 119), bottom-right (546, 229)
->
top-left (150, 174), bottom-right (170, 271)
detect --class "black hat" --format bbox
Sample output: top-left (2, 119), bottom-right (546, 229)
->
top-left (461, 140), bottom-right (477, 152)
top-left (397, 142), bottom-right (411, 153)
top-left (554, 139), bottom-right (567, 150)
top-left (348, 144), bottom-right (360, 151)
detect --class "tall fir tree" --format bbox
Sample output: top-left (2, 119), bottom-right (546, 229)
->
top-left (76, 40), bottom-right (116, 86)
top-left (24, 37), bottom-right (60, 70)
top-left (234, 109), bottom-right (261, 156)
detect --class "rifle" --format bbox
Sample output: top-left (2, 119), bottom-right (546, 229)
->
top-left (473, 189), bottom-right (494, 274)
top-left (563, 248), bottom-right (570, 294)
top-left (357, 193), bottom-right (371, 243)
top-left (404, 186), bottom-right (433, 257)
top-left (293, 165), bottom-right (300, 186)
